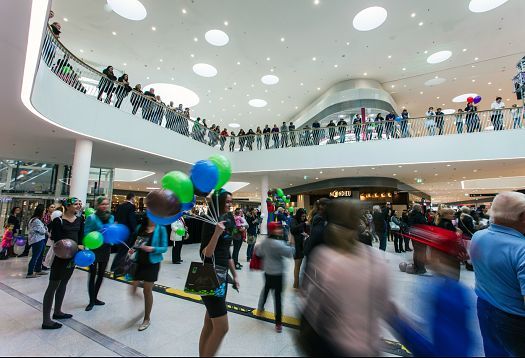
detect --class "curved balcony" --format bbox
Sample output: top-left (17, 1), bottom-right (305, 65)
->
top-left (32, 27), bottom-right (525, 172)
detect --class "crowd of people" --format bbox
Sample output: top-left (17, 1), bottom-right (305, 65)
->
top-left (42, 12), bottom-right (524, 155)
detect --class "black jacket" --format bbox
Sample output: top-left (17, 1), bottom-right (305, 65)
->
top-left (458, 214), bottom-right (476, 238)
top-left (437, 218), bottom-right (456, 232)
top-left (373, 212), bottom-right (386, 233)
top-left (408, 210), bottom-right (427, 227)
top-left (304, 214), bottom-right (326, 257)
top-left (115, 201), bottom-right (137, 235)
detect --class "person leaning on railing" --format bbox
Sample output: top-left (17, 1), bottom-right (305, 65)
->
top-left (114, 74), bottom-right (132, 109)
top-left (97, 66), bottom-right (117, 104)
top-left (142, 87), bottom-right (155, 122)
top-left (337, 117), bottom-right (348, 143)
top-left (465, 102), bottom-right (480, 133)
top-left (385, 112), bottom-right (396, 139)
top-left (435, 108), bottom-right (445, 135)
top-left (455, 109), bottom-right (464, 134)
top-left (511, 104), bottom-right (522, 129)
top-left (229, 131), bottom-right (236, 152)
top-left (256, 126), bottom-right (263, 150)
top-left (246, 129), bottom-right (255, 150)
top-left (280, 122), bottom-right (289, 148)
top-left (288, 122), bottom-right (297, 147)
top-left (130, 84), bottom-right (143, 115)
top-left (219, 128), bottom-right (228, 151)
top-left (401, 109), bottom-right (410, 138)
top-left (425, 107), bottom-right (436, 136)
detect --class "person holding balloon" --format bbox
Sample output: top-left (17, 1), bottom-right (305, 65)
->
top-left (129, 215), bottom-right (168, 331)
top-left (83, 196), bottom-right (114, 312)
top-left (170, 218), bottom-right (187, 264)
top-left (42, 197), bottom-right (84, 330)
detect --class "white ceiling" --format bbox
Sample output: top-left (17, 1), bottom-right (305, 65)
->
top-left (52, 0), bottom-right (525, 129)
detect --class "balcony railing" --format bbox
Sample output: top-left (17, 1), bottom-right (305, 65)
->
top-left (40, 27), bottom-right (525, 153)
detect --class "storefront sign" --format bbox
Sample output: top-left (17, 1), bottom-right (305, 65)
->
top-left (360, 192), bottom-right (393, 200)
top-left (329, 190), bottom-right (352, 198)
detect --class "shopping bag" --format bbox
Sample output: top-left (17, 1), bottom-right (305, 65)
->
top-left (184, 261), bottom-right (220, 296)
top-left (249, 248), bottom-right (263, 271)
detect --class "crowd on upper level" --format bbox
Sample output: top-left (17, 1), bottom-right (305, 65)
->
top-left (42, 11), bottom-right (524, 153)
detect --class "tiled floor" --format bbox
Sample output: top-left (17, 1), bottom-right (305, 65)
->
top-left (0, 240), bottom-right (484, 356)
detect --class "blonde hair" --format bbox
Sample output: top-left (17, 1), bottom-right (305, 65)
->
top-left (435, 207), bottom-right (454, 226)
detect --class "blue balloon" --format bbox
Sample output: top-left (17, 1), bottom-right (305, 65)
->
top-left (182, 196), bottom-right (196, 212)
top-left (74, 250), bottom-right (95, 267)
top-left (191, 160), bottom-right (219, 194)
top-left (102, 224), bottom-right (130, 245)
top-left (146, 210), bottom-right (183, 225)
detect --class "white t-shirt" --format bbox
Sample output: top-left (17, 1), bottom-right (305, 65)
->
top-left (170, 219), bottom-right (185, 242)
top-left (491, 101), bottom-right (505, 110)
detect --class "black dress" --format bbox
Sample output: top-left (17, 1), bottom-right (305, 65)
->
top-left (50, 217), bottom-right (83, 281)
top-left (134, 232), bottom-right (160, 282)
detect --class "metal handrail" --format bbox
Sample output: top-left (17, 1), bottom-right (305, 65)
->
top-left (40, 27), bottom-right (525, 152)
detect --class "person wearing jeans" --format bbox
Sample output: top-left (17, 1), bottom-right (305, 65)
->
top-left (470, 192), bottom-right (525, 356)
top-left (257, 222), bottom-right (295, 333)
top-left (27, 204), bottom-right (48, 278)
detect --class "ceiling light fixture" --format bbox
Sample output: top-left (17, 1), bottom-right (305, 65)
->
top-left (363, 72), bottom-right (367, 76)
top-left (427, 50), bottom-right (452, 64)
top-left (192, 63), bottom-right (218, 77)
top-left (112, 31), bottom-right (117, 35)
top-left (107, 0), bottom-right (147, 21)
top-left (353, 6), bottom-right (388, 31)
top-left (193, 37), bottom-right (198, 42)
top-left (424, 77), bottom-right (446, 86)
top-left (281, 37), bottom-right (285, 42)
top-left (261, 75), bottom-right (279, 85)
top-left (468, 0), bottom-right (509, 13)
top-left (418, 21), bottom-right (424, 26)
top-left (248, 99), bottom-right (268, 108)
top-left (266, 57), bottom-right (271, 61)
top-left (224, 21), bottom-right (229, 26)
top-left (205, 29), bottom-right (229, 46)
top-left (312, 57), bottom-right (317, 61)
top-left (411, 12), bottom-right (416, 17)
top-left (452, 93), bottom-right (478, 103)
top-left (463, 48), bottom-right (467, 52)
top-left (79, 49), bottom-right (84, 53)
top-left (182, 8), bottom-right (187, 14)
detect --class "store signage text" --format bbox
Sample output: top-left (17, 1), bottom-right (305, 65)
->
top-left (330, 190), bottom-right (352, 198)
top-left (360, 192), bottom-right (393, 200)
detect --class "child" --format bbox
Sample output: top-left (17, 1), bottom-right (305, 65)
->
top-left (0, 225), bottom-right (14, 260)
top-left (234, 210), bottom-right (247, 242)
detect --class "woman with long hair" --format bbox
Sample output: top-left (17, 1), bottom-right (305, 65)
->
top-left (199, 190), bottom-right (239, 357)
top-left (42, 197), bottom-right (84, 329)
top-left (290, 208), bottom-right (308, 289)
top-left (27, 204), bottom-right (48, 278)
top-left (129, 214), bottom-right (168, 331)
top-left (83, 197), bottom-right (114, 311)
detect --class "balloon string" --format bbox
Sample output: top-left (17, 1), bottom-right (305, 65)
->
top-left (206, 195), bottom-right (219, 222)
top-left (184, 214), bottom-right (217, 225)
top-left (202, 212), bottom-right (218, 225)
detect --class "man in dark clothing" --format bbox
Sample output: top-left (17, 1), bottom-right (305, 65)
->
top-left (385, 112), bottom-right (396, 138)
top-left (303, 198), bottom-right (331, 258)
top-left (263, 125), bottom-right (271, 149)
top-left (271, 124), bottom-right (280, 149)
top-left (407, 203), bottom-right (428, 274)
top-left (327, 120), bottom-right (336, 143)
top-left (142, 88), bottom-right (156, 122)
top-left (289, 122), bottom-right (297, 147)
top-left (337, 118), bottom-right (348, 143)
top-left (312, 121), bottom-right (322, 145)
top-left (110, 192), bottom-right (137, 274)
top-left (373, 207), bottom-right (387, 251)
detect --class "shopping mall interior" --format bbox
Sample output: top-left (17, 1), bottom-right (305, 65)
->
top-left (1, 0), bottom-right (525, 356)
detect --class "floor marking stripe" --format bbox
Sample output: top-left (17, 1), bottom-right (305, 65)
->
top-left (76, 268), bottom-right (411, 356)
top-left (0, 282), bottom-right (146, 357)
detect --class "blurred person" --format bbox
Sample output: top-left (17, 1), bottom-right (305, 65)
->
top-left (434, 208), bottom-right (463, 280)
top-left (312, 120), bottom-right (322, 145)
top-left (256, 222), bottom-right (295, 333)
top-left (390, 210), bottom-right (403, 253)
top-left (385, 112), bottom-right (396, 139)
top-left (41, 203), bottom-right (56, 270)
top-left (42, 198), bottom-right (84, 329)
top-left (83, 197), bottom-right (114, 311)
top-left (373, 205), bottom-right (387, 251)
top-left (199, 190), bottom-right (239, 357)
top-left (246, 128), bottom-right (255, 150)
top-left (458, 206), bottom-right (476, 271)
top-left (26, 205), bottom-right (48, 278)
top-left (304, 198), bottom-right (330, 257)
top-left (353, 114), bottom-right (362, 142)
top-left (232, 208), bottom-right (248, 269)
top-left (375, 113), bottom-right (384, 139)
top-left (97, 65), bottom-right (117, 103)
top-left (111, 192), bottom-right (137, 274)
top-left (290, 208), bottom-right (308, 289)
top-left (238, 129), bottom-right (246, 151)
top-left (327, 120), bottom-right (336, 142)
top-left (299, 199), bottom-right (392, 356)
top-left (219, 128), bottom-right (228, 151)
top-left (470, 192), bottom-right (525, 356)
top-left (408, 204), bottom-right (428, 274)
top-left (465, 102), bottom-right (479, 133)
top-left (400, 210), bottom-right (411, 252)
top-left (129, 215), bottom-right (168, 331)
top-left (42, 209), bottom-right (63, 270)
top-left (435, 108), bottom-right (445, 135)
top-left (246, 208), bottom-right (259, 262)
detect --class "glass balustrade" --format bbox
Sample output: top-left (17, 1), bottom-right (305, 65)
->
top-left (40, 27), bottom-right (525, 153)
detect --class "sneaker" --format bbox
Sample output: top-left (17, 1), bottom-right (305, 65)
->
top-left (41, 266), bottom-right (50, 271)
top-left (235, 263), bottom-right (242, 270)
top-left (275, 324), bottom-right (282, 333)
top-left (26, 273), bottom-right (37, 278)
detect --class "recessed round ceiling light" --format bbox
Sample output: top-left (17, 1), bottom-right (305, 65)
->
top-left (205, 29), bottom-right (229, 46)
top-left (442, 109), bottom-right (456, 115)
top-left (143, 83), bottom-right (199, 107)
top-left (452, 93), bottom-right (478, 103)
top-left (224, 21), bottom-right (229, 26)
top-left (249, 99), bottom-right (267, 108)
top-left (427, 50), bottom-right (452, 64)
top-left (281, 37), bottom-right (285, 42)
top-left (261, 75), bottom-right (279, 85)
top-left (192, 63), bottom-right (218, 77)
top-left (468, 0), bottom-right (509, 13)
top-left (229, 123), bottom-right (240, 128)
top-left (418, 21), bottom-right (424, 26)
top-left (353, 6), bottom-right (387, 31)
top-left (182, 8), bottom-right (187, 14)
top-left (107, 0), bottom-right (147, 20)
top-left (63, 17), bottom-right (69, 22)
top-left (151, 26), bottom-right (156, 31)
top-left (424, 77), bottom-right (446, 86)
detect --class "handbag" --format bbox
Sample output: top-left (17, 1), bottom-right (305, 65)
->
top-left (249, 248), bottom-right (263, 271)
top-left (120, 253), bottom-right (137, 280)
top-left (184, 257), bottom-right (228, 297)
top-left (389, 221), bottom-right (400, 231)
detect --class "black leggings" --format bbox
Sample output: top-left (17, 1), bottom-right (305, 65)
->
top-left (42, 269), bottom-right (74, 324)
top-left (258, 274), bottom-right (283, 324)
top-left (88, 261), bottom-right (108, 303)
top-left (232, 239), bottom-right (243, 264)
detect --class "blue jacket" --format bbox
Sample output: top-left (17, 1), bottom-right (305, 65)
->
top-left (84, 213), bottom-right (114, 236)
top-left (136, 225), bottom-right (168, 264)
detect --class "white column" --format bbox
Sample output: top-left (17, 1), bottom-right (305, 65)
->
top-left (260, 175), bottom-right (269, 235)
top-left (70, 139), bottom-right (92, 203)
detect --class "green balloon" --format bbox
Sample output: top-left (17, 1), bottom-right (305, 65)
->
top-left (276, 188), bottom-right (284, 198)
top-left (161, 171), bottom-right (194, 203)
top-left (85, 208), bottom-right (95, 217)
top-left (176, 228), bottom-right (186, 236)
top-left (289, 207), bottom-right (295, 213)
top-left (83, 231), bottom-right (103, 250)
top-left (209, 155), bottom-right (232, 190)
top-left (285, 198), bottom-right (291, 204)
top-left (62, 66), bottom-right (72, 75)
